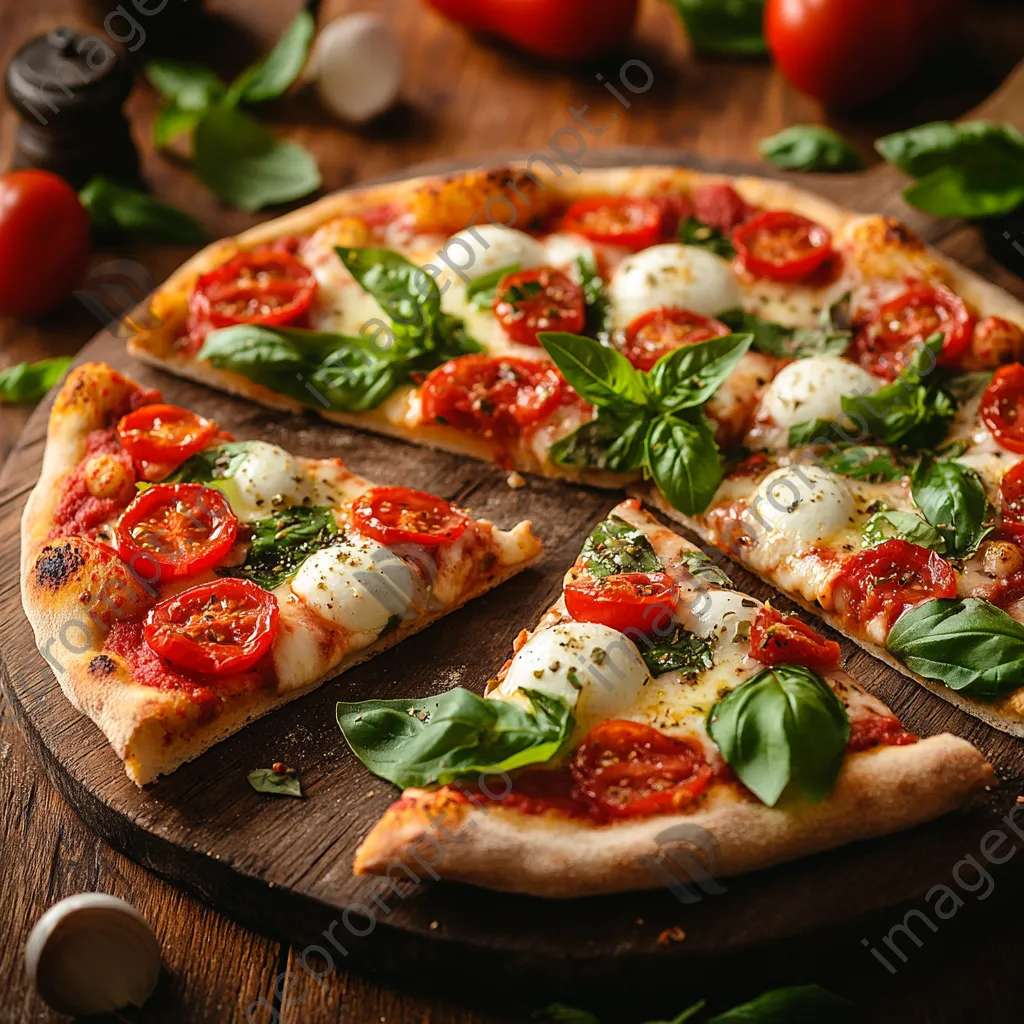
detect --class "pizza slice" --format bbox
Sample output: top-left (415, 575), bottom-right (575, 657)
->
top-left (342, 500), bottom-right (990, 897)
top-left (20, 362), bottom-right (541, 785)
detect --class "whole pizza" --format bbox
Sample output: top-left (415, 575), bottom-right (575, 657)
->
top-left (22, 161), bottom-right (1024, 896)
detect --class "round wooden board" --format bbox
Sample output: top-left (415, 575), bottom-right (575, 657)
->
top-left (4, 137), bottom-right (1024, 1004)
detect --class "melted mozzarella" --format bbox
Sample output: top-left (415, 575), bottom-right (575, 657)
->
top-left (220, 442), bottom-right (309, 522)
top-left (542, 232), bottom-right (596, 269)
top-left (290, 536), bottom-right (424, 634)
top-left (440, 225), bottom-right (544, 284)
top-left (679, 588), bottom-right (761, 647)
top-left (608, 244), bottom-right (741, 328)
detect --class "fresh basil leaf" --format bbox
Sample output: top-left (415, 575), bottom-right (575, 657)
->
top-left (225, 507), bottom-right (338, 590)
top-left (339, 246), bottom-right (441, 336)
top-left (164, 441), bottom-right (258, 485)
top-left (580, 516), bottom-right (663, 578)
top-left (465, 263), bottom-right (519, 309)
top-left (679, 216), bottom-right (735, 259)
top-left (669, 0), bottom-right (767, 55)
top-left (0, 357), bottom-right (71, 405)
top-left (153, 103), bottom-right (204, 147)
top-left (230, 9), bottom-right (315, 104)
top-left (248, 768), bottom-right (302, 797)
top-left (681, 550), bottom-right (732, 588)
top-left (548, 408), bottom-right (647, 473)
top-left (535, 1004), bottom-right (601, 1024)
top-left (786, 418), bottom-right (859, 449)
top-left (759, 125), bottom-right (864, 173)
top-left (336, 688), bottom-right (573, 789)
top-left (718, 304), bottom-right (851, 360)
top-left (911, 456), bottom-right (991, 558)
top-left (904, 165), bottom-right (1024, 219)
top-left (887, 598), bottom-right (1024, 698)
top-left (311, 343), bottom-right (406, 411)
top-left (146, 59), bottom-right (226, 111)
top-left (639, 625), bottom-right (714, 678)
top-left (194, 104), bottom-right (321, 211)
top-left (540, 331), bottom-right (649, 409)
top-left (574, 255), bottom-right (611, 339)
top-left (645, 1001), bottom-right (706, 1024)
top-left (644, 413), bottom-right (722, 516)
top-left (649, 333), bottom-right (752, 413)
top-left (707, 665), bottom-right (850, 807)
top-left (707, 985), bottom-right (858, 1024)
top-left (862, 510), bottom-right (946, 552)
top-left (79, 177), bottom-right (208, 244)
top-left (820, 445), bottom-right (908, 482)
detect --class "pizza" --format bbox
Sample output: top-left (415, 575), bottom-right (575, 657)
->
top-left (20, 362), bottom-right (541, 785)
top-left (345, 500), bottom-right (991, 897)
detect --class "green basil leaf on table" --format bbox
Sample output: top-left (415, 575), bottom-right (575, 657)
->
top-left (644, 413), bottom-right (722, 517)
top-left (669, 0), bottom-right (767, 55)
top-left (861, 510), bottom-right (947, 552)
top-left (910, 456), bottom-right (991, 558)
top-left (638, 625), bottom-right (714, 678)
top-left (707, 664), bottom-right (850, 807)
top-left (759, 125), bottom-right (864, 173)
top-left (540, 331), bottom-right (649, 409)
top-left (0, 357), bottom-right (71, 405)
top-left (580, 516), bottom-right (663, 578)
top-left (548, 408), bottom-right (648, 473)
top-left (163, 441), bottom-right (259, 485)
top-left (228, 9), bottom-right (316, 105)
top-left (679, 216), bottom-right (735, 259)
top-left (574, 255), bottom-right (612, 339)
top-left (819, 445), bottom-right (909, 483)
top-left (707, 985), bottom-right (858, 1024)
top-left (248, 768), bottom-right (302, 798)
top-left (79, 177), bottom-right (207, 244)
top-left (718, 300), bottom-right (852, 359)
top-left (644, 1000), bottom-right (707, 1024)
top-left (886, 598), bottom-right (1024, 698)
top-left (193, 104), bottom-right (321, 211)
top-left (465, 263), bottom-right (519, 309)
top-left (648, 333), bottom-right (752, 413)
top-left (904, 166), bottom-right (1024, 219)
top-left (336, 688), bottom-right (574, 789)
top-left (224, 506), bottom-right (338, 591)
top-left (145, 60), bottom-right (227, 146)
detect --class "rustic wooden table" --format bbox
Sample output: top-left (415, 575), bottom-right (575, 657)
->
top-left (2, 1), bottom-right (1024, 1021)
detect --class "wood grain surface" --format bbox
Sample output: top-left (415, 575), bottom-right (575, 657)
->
top-left (3, 2), bottom-right (1024, 1022)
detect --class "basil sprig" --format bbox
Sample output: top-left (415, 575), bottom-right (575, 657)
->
top-left (876, 120), bottom-right (1024, 219)
top-left (679, 216), bottom-right (735, 259)
top-left (759, 125), bottom-right (864, 173)
top-left (910, 456), bottom-right (991, 559)
top-left (224, 506), bottom-right (338, 591)
top-left (79, 177), bottom-right (207, 244)
top-left (0, 357), bottom-right (71, 405)
top-left (336, 688), bottom-right (573, 789)
top-left (580, 516), bottom-right (663, 577)
top-left (887, 598), bottom-right (1024, 698)
top-left (669, 0), bottom-right (767, 55)
top-left (707, 665), bottom-right (850, 807)
top-left (862, 510), bottom-right (946, 552)
top-left (719, 296), bottom-right (852, 359)
top-left (542, 331), bottom-right (752, 514)
top-left (819, 445), bottom-right (908, 483)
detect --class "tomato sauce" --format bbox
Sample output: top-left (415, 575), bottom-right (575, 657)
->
top-left (451, 768), bottom-right (605, 823)
top-left (50, 428), bottom-right (134, 541)
top-left (847, 713), bottom-right (917, 752)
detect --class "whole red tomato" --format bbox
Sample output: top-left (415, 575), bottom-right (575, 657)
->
top-left (424, 0), bottom-right (640, 61)
top-left (765, 0), bottom-right (962, 108)
top-left (0, 170), bottom-right (92, 317)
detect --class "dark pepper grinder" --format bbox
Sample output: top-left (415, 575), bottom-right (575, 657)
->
top-left (5, 27), bottom-right (140, 189)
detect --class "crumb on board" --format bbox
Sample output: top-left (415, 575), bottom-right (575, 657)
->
top-left (656, 926), bottom-right (686, 945)
top-left (506, 471), bottom-right (526, 489)
top-left (429, 920), bottom-right (439, 930)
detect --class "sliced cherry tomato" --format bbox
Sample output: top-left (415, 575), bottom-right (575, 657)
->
top-left (853, 284), bottom-right (975, 379)
top-left (982, 363), bottom-right (1024, 455)
top-left (187, 250), bottom-right (317, 343)
top-left (831, 540), bottom-right (957, 636)
top-left (969, 316), bottom-right (1024, 369)
top-left (421, 354), bottom-right (577, 441)
top-left (559, 196), bottom-right (664, 251)
top-left (144, 578), bottom-right (278, 676)
top-left (999, 461), bottom-right (1024, 542)
top-left (564, 571), bottom-right (678, 635)
top-left (352, 486), bottom-right (468, 548)
top-left (117, 404), bottom-right (216, 468)
top-left (571, 720), bottom-right (713, 818)
top-left (749, 606), bottom-right (840, 672)
top-left (847, 712), bottom-right (917, 752)
top-left (621, 307), bottom-right (731, 372)
top-left (493, 267), bottom-right (585, 347)
top-left (732, 211), bottom-right (833, 282)
top-left (116, 484), bottom-right (239, 582)
top-left (691, 183), bottom-right (752, 232)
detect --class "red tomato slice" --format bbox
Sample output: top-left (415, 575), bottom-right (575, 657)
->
top-left (493, 267), bottom-right (585, 347)
top-left (117, 404), bottom-right (217, 468)
top-left (188, 250), bottom-right (317, 341)
top-left (144, 578), bottom-right (278, 676)
top-left (749, 606), bottom-right (840, 672)
top-left (999, 461), bottom-right (1024, 542)
top-left (621, 307), bottom-right (731, 372)
top-left (732, 211), bottom-right (833, 282)
top-left (847, 712), bottom-right (917, 752)
top-left (421, 354), bottom-right (577, 440)
top-left (831, 540), bottom-right (957, 636)
top-left (116, 483), bottom-right (239, 582)
top-left (853, 284), bottom-right (975, 380)
top-left (982, 363), bottom-right (1024, 455)
top-left (559, 196), bottom-right (664, 251)
top-left (691, 183), bottom-right (752, 232)
top-left (352, 486), bottom-right (468, 548)
top-left (571, 720), bottom-right (713, 818)
top-left (564, 571), bottom-right (678, 635)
